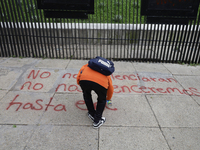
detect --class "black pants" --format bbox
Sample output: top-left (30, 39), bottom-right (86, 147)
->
top-left (79, 80), bottom-right (107, 123)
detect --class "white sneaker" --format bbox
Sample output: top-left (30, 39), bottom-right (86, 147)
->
top-left (93, 117), bottom-right (106, 129)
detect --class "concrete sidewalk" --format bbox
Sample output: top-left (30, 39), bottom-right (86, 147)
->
top-left (0, 57), bottom-right (200, 150)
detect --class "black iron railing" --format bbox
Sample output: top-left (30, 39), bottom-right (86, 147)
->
top-left (0, 0), bottom-right (200, 64)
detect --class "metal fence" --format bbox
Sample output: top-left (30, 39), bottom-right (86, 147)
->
top-left (0, 0), bottom-right (200, 64)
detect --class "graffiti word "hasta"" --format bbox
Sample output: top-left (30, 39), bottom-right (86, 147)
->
top-left (6, 95), bottom-right (66, 111)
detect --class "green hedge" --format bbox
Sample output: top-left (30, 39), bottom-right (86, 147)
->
top-left (0, 0), bottom-right (143, 23)
top-left (0, 0), bottom-right (199, 24)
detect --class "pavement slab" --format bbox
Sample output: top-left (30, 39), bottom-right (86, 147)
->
top-left (162, 127), bottom-right (200, 150)
top-left (0, 58), bottom-right (8, 63)
top-left (55, 69), bottom-right (81, 94)
top-left (111, 72), bottom-right (185, 95)
top-left (0, 90), bottom-right (8, 100)
top-left (147, 95), bottom-right (200, 127)
top-left (99, 127), bottom-right (170, 150)
top-left (13, 68), bottom-right (61, 93)
top-left (0, 58), bottom-right (36, 67)
top-left (163, 63), bottom-right (200, 75)
top-left (0, 91), bottom-right (54, 124)
top-left (35, 59), bottom-right (70, 69)
top-left (191, 96), bottom-right (200, 106)
top-left (103, 94), bottom-right (158, 127)
top-left (39, 93), bottom-right (92, 125)
top-left (173, 76), bottom-right (200, 96)
top-left (133, 62), bottom-right (171, 74)
top-left (0, 125), bottom-right (36, 150)
top-left (114, 61), bottom-right (136, 73)
top-left (67, 60), bottom-right (88, 69)
top-left (25, 125), bottom-right (98, 150)
top-left (0, 58), bottom-right (200, 150)
top-left (0, 67), bottom-right (23, 90)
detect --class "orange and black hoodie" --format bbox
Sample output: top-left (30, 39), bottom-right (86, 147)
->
top-left (77, 64), bottom-right (114, 100)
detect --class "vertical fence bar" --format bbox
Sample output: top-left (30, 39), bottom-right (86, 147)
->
top-left (18, 0), bottom-right (30, 57)
top-left (124, 0), bottom-right (128, 59)
top-left (0, 21), bottom-right (6, 57)
top-left (163, 24), bottom-right (171, 63)
top-left (72, 20), bottom-right (76, 59)
top-left (110, 0), bottom-right (113, 59)
top-left (34, 0), bottom-right (45, 58)
top-left (146, 23), bottom-right (151, 61)
top-left (0, 2), bottom-right (8, 57)
top-left (179, 24), bottom-right (189, 62)
top-left (194, 33), bottom-right (200, 63)
top-left (11, 0), bottom-right (26, 57)
top-left (88, 13), bottom-right (92, 59)
top-left (52, 19), bottom-right (57, 58)
top-left (37, 1), bottom-right (48, 58)
top-left (73, 20), bottom-right (77, 59)
top-left (97, 0), bottom-right (103, 57)
top-left (66, 19), bottom-right (73, 59)
top-left (30, 0), bottom-right (41, 57)
top-left (49, 18), bottom-right (54, 58)
top-left (6, 0), bottom-right (18, 57)
top-left (26, 0), bottom-right (38, 57)
top-left (11, 0), bottom-right (25, 57)
top-left (176, 25), bottom-right (185, 62)
top-left (165, 24), bottom-right (174, 63)
top-left (56, 20), bottom-right (60, 58)
top-left (60, 19), bottom-right (64, 59)
top-left (130, 0), bottom-right (136, 61)
top-left (168, 24), bottom-right (178, 63)
top-left (171, 25), bottom-right (181, 63)
top-left (44, 16), bottom-right (51, 58)
top-left (82, 19), bottom-right (86, 59)
top-left (182, 23), bottom-right (193, 63)
top-left (160, 24), bottom-right (167, 62)
top-left (77, 20), bottom-right (81, 59)
top-left (193, 16), bottom-right (200, 63)
top-left (126, 0), bottom-right (131, 60)
top-left (116, 0), bottom-right (120, 59)
top-left (17, 0), bottom-right (30, 57)
top-left (106, 0), bottom-right (109, 59)
top-left (113, 0), bottom-right (116, 59)
top-left (102, 0), bottom-right (106, 58)
top-left (137, 0), bottom-right (142, 62)
top-left (63, 19), bottom-right (67, 58)
top-left (153, 24), bottom-right (160, 62)
top-left (149, 24), bottom-right (155, 62)
top-left (22, 0), bottom-right (34, 57)
top-left (156, 24), bottom-right (163, 62)
top-left (3, 0), bottom-right (17, 57)
top-left (189, 24), bottom-right (199, 64)
top-left (186, 20), bottom-right (198, 63)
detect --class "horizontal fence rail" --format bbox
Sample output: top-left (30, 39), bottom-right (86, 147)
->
top-left (0, 0), bottom-right (200, 64)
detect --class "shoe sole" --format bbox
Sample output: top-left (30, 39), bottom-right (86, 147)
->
top-left (93, 118), bottom-right (106, 129)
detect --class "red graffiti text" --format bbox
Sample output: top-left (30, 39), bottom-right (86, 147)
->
top-left (6, 95), bottom-right (66, 112)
